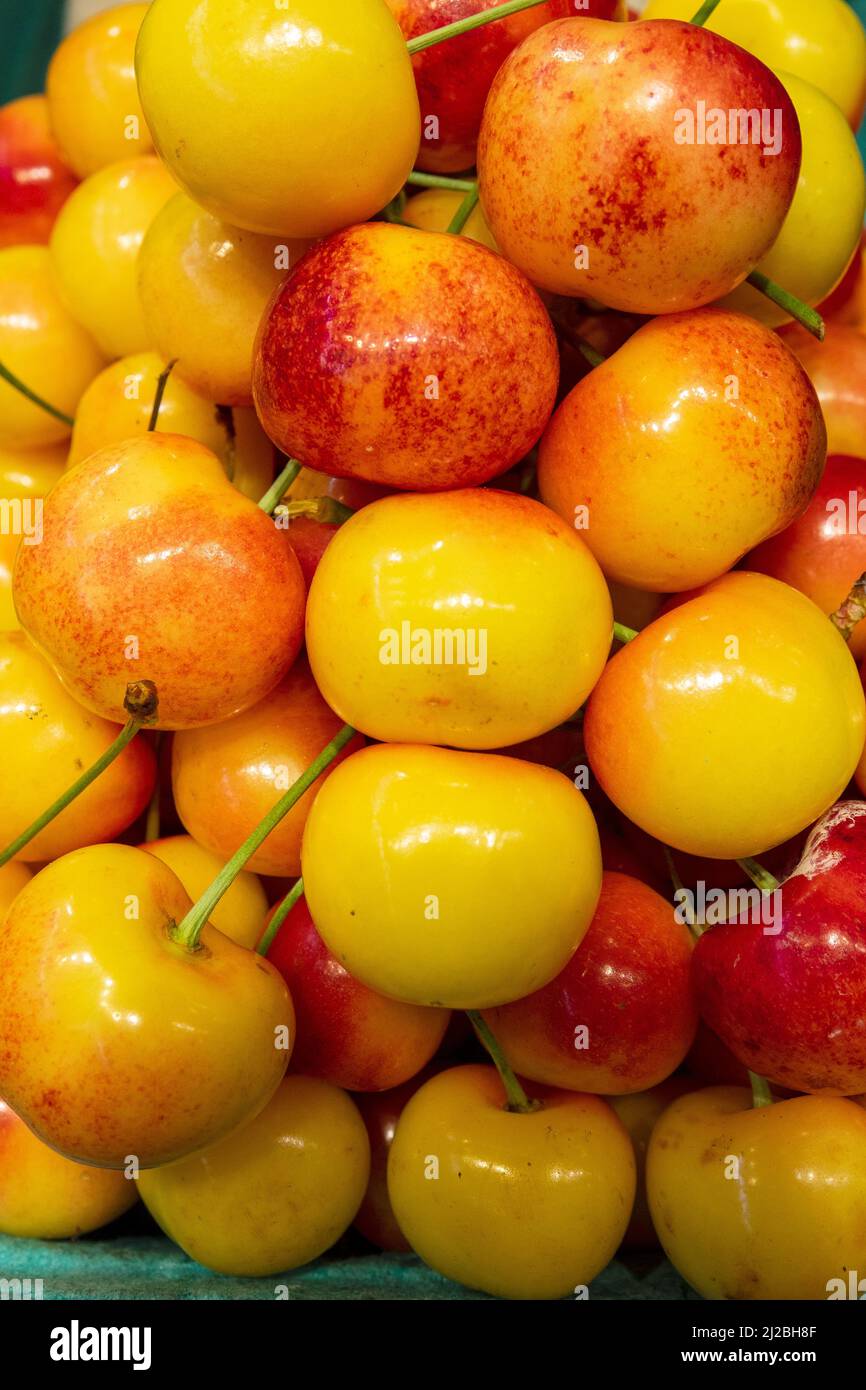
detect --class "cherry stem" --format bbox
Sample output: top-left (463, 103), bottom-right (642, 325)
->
top-left (690, 0), bottom-right (723, 25)
top-left (258, 456), bottom-right (302, 514)
top-left (613, 621), bottom-right (639, 644)
top-left (830, 571), bottom-right (866, 643)
top-left (147, 359), bottom-right (178, 431)
top-left (274, 497), bottom-right (355, 526)
top-left (406, 172), bottom-right (477, 192)
top-left (144, 732), bottom-right (162, 842)
top-left (257, 877), bottom-right (305, 958)
top-left (466, 1011), bottom-right (540, 1114)
top-left (749, 1071), bottom-right (774, 1108)
top-left (747, 272), bottom-right (825, 340)
top-left (663, 845), bottom-right (706, 939)
top-left (407, 0), bottom-right (546, 53)
top-left (170, 723), bottom-right (356, 953)
top-left (0, 361), bottom-right (75, 428)
top-left (0, 681), bottom-right (159, 869)
top-left (737, 856), bottom-right (781, 894)
top-left (446, 184), bottom-right (480, 236)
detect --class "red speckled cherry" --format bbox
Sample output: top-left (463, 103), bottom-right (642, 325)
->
top-left (253, 223), bottom-right (559, 491)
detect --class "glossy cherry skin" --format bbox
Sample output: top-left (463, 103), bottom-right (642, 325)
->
top-left (283, 516), bottom-right (339, 591)
top-left (136, 0), bottom-right (420, 238)
top-left (647, 1087), bottom-right (866, 1300)
top-left (253, 223), bottom-right (559, 491)
top-left (585, 573), bottom-right (866, 859)
top-left (539, 309), bottom-right (826, 592)
top-left (784, 323), bottom-right (866, 461)
top-left (139, 1075), bottom-right (369, 1276)
top-left (0, 845), bottom-right (294, 1168)
top-left (0, 863), bottom-right (31, 925)
top-left (693, 801), bottom-right (866, 1096)
top-left (0, 1100), bottom-right (137, 1239)
top-left (746, 456), bottom-right (866, 660)
top-left (0, 442), bottom-right (67, 634)
top-left (0, 95), bottom-right (77, 247)
top-left (172, 659), bottom-right (363, 877)
top-left (0, 632), bottom-right (156, 862)
top-left (13, 433), bottom-right (305, 729)
top-left (0, 246), bottom-right (105, 449)
top-left (402, 187), bottom-right (497, 249)
top-left (385, 1), bottom-right (623, 174)
top-left (265, 896), bottom-right (449, 1092)
top-left (302, 743), bottom-right (602, 1010)
top-left (387, 1064), bottom-right (636, 1299)
top-left (138, 192), bottom-right (308, 408)
top-left (305, 489), bottom-right (612, 751)
top-left (483, 872), bottom-right (697, 1094)
top-left (477, 18), bottom-right (800, 309)
top-left (47, 3), bottom-right (152, 177)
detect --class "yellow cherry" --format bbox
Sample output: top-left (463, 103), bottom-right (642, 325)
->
top-left (0, 246), bottom-right (105, 448)
top-left (137, 192), bottom-right (307, 407)
top-left (0, 862), bottom-right (31, 924)
top-left (136, 0), bottom-right (420, 238)
top-left (49, 155), bottom-right (175, 358)
top-left (46, 2), bottom-right (153, 177)
top-left (402, 188), bottom-right (497, 250)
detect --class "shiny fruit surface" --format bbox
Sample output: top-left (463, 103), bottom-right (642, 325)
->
top-left (0, 845), bottom-right (294, 1168)
top-left (0, 246), bottom-right (105, 448)
top-left (141, 835), bottom-right (267, 950)
top-left (253, 223), bottom-right (559, 490)
top-left (483, 872), bottom-right (697, 1094)
top-left (387, 1065), bottom-right (636, 1299)
top-left (305, 489), bottom-right (613, 750)
top-left (138, 193), bottom-right (306, 407)
top-left (0, 1100), bottom-right (137, 1239)
top-left (477, 19), bottom-right (800, 310)
top-left (46, 2), bottom-right (153, 177)
top-left (136, 0), bottom-right (420, 238)
top-left (647, 1087), bottom-right (866, 1300)
top-left (302, 743), bottom-right (602, 1010)
top-left (139, 1075), bottom-right (369, 1276)
top-left (13, 433), bottom-right (305, 729)
top-left (585, 573), bottom-right (866, 859)
top-left (0, 95), bottom-right (77, 247)
top-left (538, 310), bottom-right (826, 592)
top-left (49, 155), bottom-right (175, 358)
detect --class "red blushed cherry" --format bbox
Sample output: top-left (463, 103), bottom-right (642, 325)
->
top-left (0, 95), bottom-right (77, 247)
top-left (483, 871), bottom-right (697, 1094)
top-left (746, 455), bottom-right (866, 660)
top-left (264, 896), bottom-right (450, 1092)
top-left (284, 516), bottom-right (338, 591)
top-left (693, 801), bottom-right (866, 1096)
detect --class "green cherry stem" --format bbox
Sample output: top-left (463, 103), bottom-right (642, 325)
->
top-left (613, 621), bottom-right (639, 645)
top-left (0, 681), bottom-right (159, 869)
top-left (0, 361), bottom-right (75, 428)
top-left (274, 497), bottom-right (355, 526)
top-left (737, 857), bottom-right (781, 894)
top-left (830, 571), bottom-right (866, 643)
top-left (257, 877), bottom-right (305, 958)
top-left (467, 1011), bottom-right (540, 1114)
top-left (170, 723), bottom-right (357, 953)
top-left (407, 0), bottom-right (547, 53)
top-left (144, 732), bottom-right (163, 842)
top-left (747, 272), bottom-right (825, 340)
top-left (690, 0), bottom-right (724, 26)
top-left (258, 456), bottom-right (302, 514)
top-left (147, 358), bottom-right (178, 431)
top-left (663, 846), bottom-right (706, 939)
top-left (446, 183), bottom-right (480, 236)
top-left (749, 1071), bottom-right (774, 1108)
top-left (405, 171), bottom-right (477, 192)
